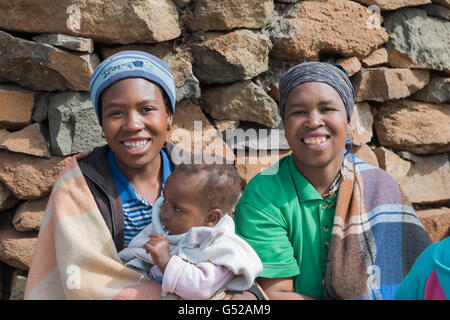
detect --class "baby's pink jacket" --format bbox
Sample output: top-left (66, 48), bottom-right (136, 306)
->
top-left (151, 255), bottom-right (233, 300)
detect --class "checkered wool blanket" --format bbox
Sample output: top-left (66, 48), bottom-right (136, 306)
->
top-left (24, 154), bottom-right (165, 299)
top-left (324, 154), bottom-right (432, 299)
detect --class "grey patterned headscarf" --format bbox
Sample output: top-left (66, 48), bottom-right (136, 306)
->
top-left (278, 62), bottom-right (355, 121)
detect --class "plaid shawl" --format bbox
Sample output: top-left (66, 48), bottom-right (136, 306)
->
top-left (24, 154), bottom-right (165, 299)
top-left (324, 154), bottom-right (432, 300)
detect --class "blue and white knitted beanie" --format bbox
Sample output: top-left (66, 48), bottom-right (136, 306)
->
top-left (89, 50), bottom-right (176, 125)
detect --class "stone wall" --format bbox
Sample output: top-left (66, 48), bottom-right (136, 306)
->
top-left (0, 0), bottom-right (449, 299)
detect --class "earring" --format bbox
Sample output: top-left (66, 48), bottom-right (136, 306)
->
top-left (101, 131), bottom-right (106, 139)
top-left (344, 135), bottom-right (352, 156)
top-left (167, 123), bottom-right (172, 131)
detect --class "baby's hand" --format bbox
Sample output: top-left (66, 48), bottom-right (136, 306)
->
top-left (143, 234), bottom-right (171, 272)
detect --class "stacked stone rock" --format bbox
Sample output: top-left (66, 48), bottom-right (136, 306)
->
top-left (0, 0), bottom-right (448, 300)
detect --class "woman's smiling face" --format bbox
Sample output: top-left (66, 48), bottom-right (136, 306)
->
top-left (101, 77), bottom-right (172, 172)
top-left (283, 81), bottom-right (351, 172)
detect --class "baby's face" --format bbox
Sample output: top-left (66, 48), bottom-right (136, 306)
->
top-left (160, 171), bottom-right (209, 235)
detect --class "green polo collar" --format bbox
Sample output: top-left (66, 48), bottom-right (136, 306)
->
top-left (287, 155), bottom-right (325, 202)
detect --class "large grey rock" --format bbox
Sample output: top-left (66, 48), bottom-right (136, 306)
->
top-left (184, 0), bottom-right (274, 32)
top-left (0, 31), bottom-right (99, 91)
top-left (32, 34), bottom-right (94, 53)
top-left (202, 80), bottom-right (281, 128)
top-left (412, 75), bottom-right (450, 103)
top-left (31, 94), bottom-right (50, 123)
top-left (0, 0), bottom-right (180, 44)
top-left (48, 92), bottom-right (105, 156)
top-left (191, 30), bottom-right (271, 84)
top-left (385, 8), bottom-right (450, 72)
top-left (261, 1), bottom-right (299, 53)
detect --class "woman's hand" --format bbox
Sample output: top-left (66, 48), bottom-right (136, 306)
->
top-left (257, 277), bottom-right (315, 300)
top-left (143, 234), bottom-right (171, 273)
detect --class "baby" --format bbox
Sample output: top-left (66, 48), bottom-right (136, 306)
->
top-left (118, 163), bottom-right (263, 300)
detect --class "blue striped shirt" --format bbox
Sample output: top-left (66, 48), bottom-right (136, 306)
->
top-left (107, 149), bottom-right (173, 247)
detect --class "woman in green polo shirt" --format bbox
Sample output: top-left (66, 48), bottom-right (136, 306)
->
top-left (234, 62), bottom-right (432, 300)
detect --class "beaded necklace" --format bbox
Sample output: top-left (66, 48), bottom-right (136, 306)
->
top-left (321, 165), bottom-right (344, 208)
